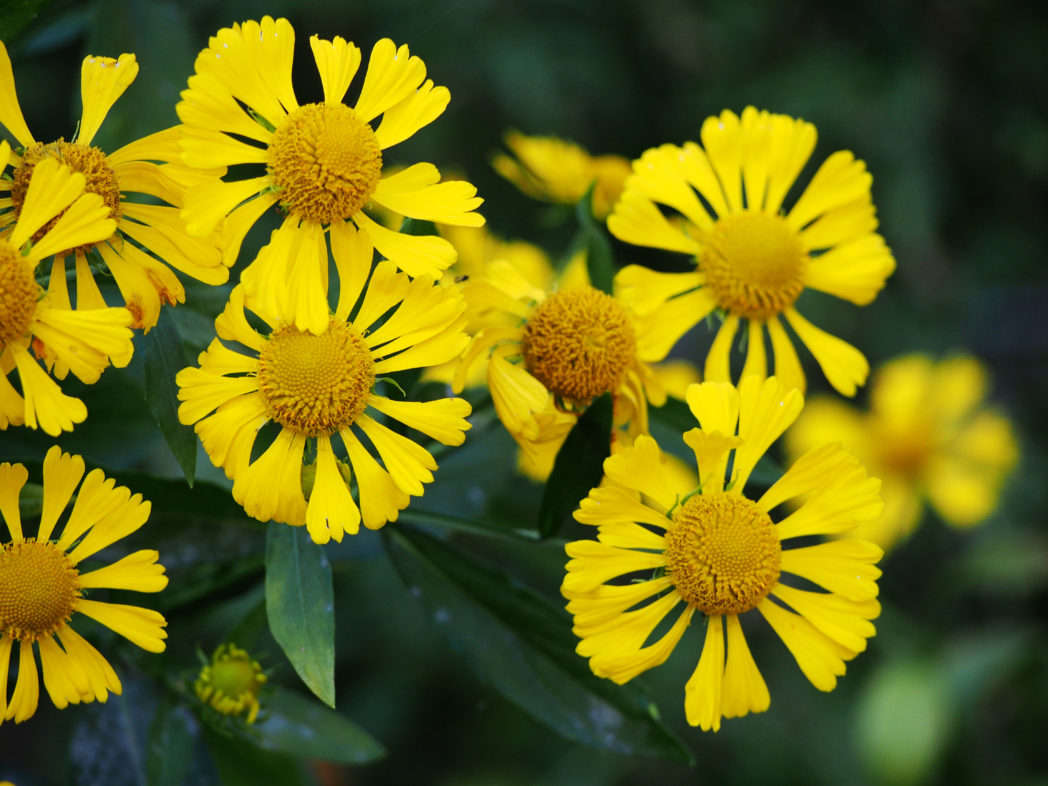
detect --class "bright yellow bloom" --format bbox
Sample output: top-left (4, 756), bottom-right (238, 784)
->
top-left (564, 375), bottom-right (884, 730)
top-left (493, 130), bottom-right (631, 219)
top-left (453, 253), bottom-right (686, 468)
top-left (195, 643), bottom-right (267, 724)
top-left (785, 354), bottom-right (1019, 550)
top-left (177, 16), bottom-right (484, 286)
top-left (608, 106), bottom-right (896, 396)
top-left (0, 446), bottom-right (168, 724)
top-left (0, 44), bottom-right (226, 331)
top-left (176, 222), bottom-right (472, 544)
top-left (0, 144), bottom-right (134, 436)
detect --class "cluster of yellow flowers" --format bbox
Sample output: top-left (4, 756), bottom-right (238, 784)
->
top-left (0, 15), bottom-right (1017, 734)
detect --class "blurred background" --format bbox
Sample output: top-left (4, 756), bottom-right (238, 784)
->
top-left (1, 0), bottom-right (1046, 784)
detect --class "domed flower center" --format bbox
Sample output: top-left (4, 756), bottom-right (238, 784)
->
top-left (257, 320), bottom-right (375, 436)
top-left (0, 243), bottom-right (39, 345)
top-left (521, 287), bottom-right (637, 401)
top-left (267, 103), bottom-right (383, 224)
top-left (0, 539), bottom-right (81, 641)
top-left (211, 654), bottom-right (264, 699)
top-left (876, 422), bottom-right (934, 478)
top-left (10, 140), bottom-right (122, 248)
top-left (701, 211), bottom-right (808, 320)
top-left (663, 493), bottom-right (781, 615)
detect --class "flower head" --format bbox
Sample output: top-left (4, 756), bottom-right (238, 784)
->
top-left (177, 16), bottom-right (484, 285)
top-left (454, 253), bottom-right (688, 466)
top-left (492, 131), bottom-right (631, 219)
top-left (176, 222), bottom-right (472, 544)
top-left (608, 106), bottom-right (896, 396)
top-left (195, 643), bottom-right (267, 724)
top-left (563, 375), bottom-right (884, 730)
top-left (0, 143), bottom-right (135, 436)
top-left (0, 447), bottom-right (168, 724)
top-left (0, 44), bottom-right (227, 331)
top-left (785, 354), bottom-right (1019, 550)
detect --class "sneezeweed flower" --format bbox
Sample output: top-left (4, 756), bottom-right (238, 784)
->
top-left (0, 144), bottom-right (134, 436)
top-left (177, 16), bottom-right (484, 284)
top-left (785, 354), bottom-right (1019, 550)
top-left (563, 375), bottom-right (884, 730)
top-left (608, 106), bottom-right (896, 396)
top-left (0, 446), bottom-right (168, 725)
top-left (176, 222), bottom-right (473, 544)
top-left (195, 643), bottom-right (267, 724)
top-left (453, 255), bottom-right (684, 464)
top-left (492, 130), bottom-right (632, 219)
top-left (0, 44), bottom-right (226, 332)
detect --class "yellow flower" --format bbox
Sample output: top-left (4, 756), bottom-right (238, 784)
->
top-left (492, 130), bottom-right (631, 219)
top-left (0, 446), bottom-right (168, 725)
top-left (0, 143), bottom-right (134, 436)
top-left (785, 354), bottom-right (1019, 550)
top-left (563, 375), bottom-right (884, 730)
top-left (608, 106), bottom-right (896, 396)
top-left (195, 643), bottom-right (267, 724)
top-left (453, 253), bottom-right (684, 467)
top-left (0, 45), bottom-right (226, 331)
top-left (176, 222), bottom-right (473, 544)
top-left (177, 16), bottom-right (484, 282)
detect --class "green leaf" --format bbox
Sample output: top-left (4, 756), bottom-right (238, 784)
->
top-left (143, 307), bottom-right (196, 484)
top-left (145, 700), bottom-right (196, 786)
top-left (575, 183), bottom-right (615, 294)
top-left (538, 393), bottom-right (613, 538)
top-left (387, 527), bottom-right (693, 762)
top-left (244, 686), bottom-right (385, 764)
top-left (265, 524), bottom-right (336, 707)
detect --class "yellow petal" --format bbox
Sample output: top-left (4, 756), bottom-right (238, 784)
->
top-left (57, 625), bottom-right (121, 701)
top-left (374, 79), bottom-right (450, 149)
top-left (354, 210), bottom-right (456, 278)
top-left (805, 233), bottom-right (895, 305)
top-left (79, 549), bottom-right (168, 593)
top-left (367, 395), bottom-right (472, 446)
top-left (37, 446), bottom-right (85, 543)
top-left (574, 484), bottom-right (671, 529)
top-left (562, 539), bottom-right (667, 595)
top-left (357, 414), bottom-right (437, 496)
top-left (76, 600), bottom-right (168, 653)
top-left (772, 584), bottom-right (879, 653)
top-left (0, 461), bottom-right (27, 542)
top-left (341, 428), bottom-right (410, 530)
top-left (607, 188), bottom-right (702, 255)
top-left (12, 347), bottom-right (87, 436)
top-left (628, 143), bottom-right (716, 229)
top-left (767, 315), bottom-right (806, 394)
top-left (787, 150), bottom-right (873, 231)
top-left (77, 54), bottom-right (138, 147)
top-left (232, 429), bottom-right (307, 526)
top-left (310, 34), bottom-right (361, 104)
top-left (733, 375), bottom-right (803, 489)
top-left (372, 163), bottom-right (484, 226)
top-left (354, 39), bottom-right (427, 124)
top-left (700, 109), bottom-right (744, 212)
top-left (305, 436), bottom-right (360, 544)
top-left (602, 434), bottom-right (679, 512)
top-left (720, 614), bottom-right (770, 719)
top-left (331, 219), bottom-right (375, 321)
top-left (6, 639), bottom-right (40, 722)
top-left (758, 599), bottom-right (847, 691)
top-left (684, 614), bottom-right (725, 731)
top-left (0, 41), bottom-right (35, 146)
top-left (784, 307), bottom-right (868, 396)
top-left (9, 159), bottom-right (86, 248)
top-left (704, 314), bottom-right (739, 383)
top-left (780, 539), bottom-right (883, 601)
top-left (181, 176), bottom-right (271, 238)
top-left (740, 319), bottom-right (767, 380)
top-left (27, 193), bottom-right (115, 262)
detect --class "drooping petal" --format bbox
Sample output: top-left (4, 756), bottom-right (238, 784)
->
top-left (720, 614), bottom-right (770, 720)
top-left (77, 54), bottom-right (139, 147)
top-left (684, 614), bottom-right (725, 731)
top-left (76, 600), bottom-right (168, 653)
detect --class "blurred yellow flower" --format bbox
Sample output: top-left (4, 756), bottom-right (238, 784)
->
top-left (564, 376), bottom-right (884, 731)
top-left (0, 44), bottom-right (226, 331)
top-left (493, 130), bottom-right (631, 219)
top-left (608, 106), bottom-right (896, 396)
top-left (195, 643), bottom-right (267, 724)
top-left (785, 354), bottom-right (1019, 550)
top-left (0, 446), bottom-right (168, 725)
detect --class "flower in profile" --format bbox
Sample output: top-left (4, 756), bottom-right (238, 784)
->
top-left (563, 375), bottom-right (884, 730)
top-left (785, 354), bottom-right (1019, 550)
top-left (177, 16), bottom-right (484, 282)
top-left (176, 222), bottom-right (472, 544)
top-left (453, 255), bottom-right (684, 466)
top-left (0, 446), bottom-right (168, 724)
top-left (195, 643), bottom-right (267, 724)
top-left (493, 130), bottom-right (631, 219)
top-left (0, 44), bottom-right (226, 332)
top-left (608, 106), bottom-right (896, 396)
top-left (0, 143), bottom-right (135, 436)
